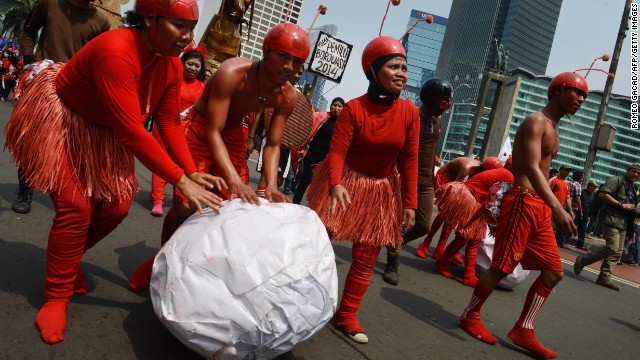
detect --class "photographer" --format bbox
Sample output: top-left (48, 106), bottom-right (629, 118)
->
top-left (575, 163), bottom-right (640, 290)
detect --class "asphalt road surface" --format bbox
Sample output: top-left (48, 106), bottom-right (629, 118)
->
top-left (0, 101), bottom-right (638, 359)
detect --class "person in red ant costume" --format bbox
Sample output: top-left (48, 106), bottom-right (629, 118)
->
top-left (415, 156), bottom-right (484, 260)
top-left (128, 22), bottom-right (310, 292)
top-left (459, 72), bottom-right (583, 359)
top-left (434, 157), bottom-right (513, 287)
top-left (149, 43), bottom-right (208, 216)
top-left (4, 0), bottom-right (225, 344)
top-left (305, 36), bottom-right (419, 344)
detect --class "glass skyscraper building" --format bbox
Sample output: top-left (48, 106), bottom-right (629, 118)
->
top-left (241, 0), bottom-right (306, 61)
top-left (441, 69), bottom-right (635, 185)
top-left (435, 0), bottom-right (563, 103)
top-left (401, 10), bottom-right (448, 105)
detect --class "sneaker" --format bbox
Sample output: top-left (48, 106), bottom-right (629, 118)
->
top-left (596, 278), bottom-right (620, 291)
top-left (347, 331), bottom-right (368, 344)
top-left (574, 255), bottom-right (585, 275)
top-left (283, 188), bottom-right (292, 195)
top-left (333, 319), bottom-right (368, 344)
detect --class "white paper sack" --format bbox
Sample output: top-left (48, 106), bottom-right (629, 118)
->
top-left (473, 229), bottom-right (530, 289)
top-left (150, 199), bottom-right (338, 359)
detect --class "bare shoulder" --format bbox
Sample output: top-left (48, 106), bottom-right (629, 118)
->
top-left (277, 82), bottom-right (298, 109)
top-left (217, 58), bottom-right (253, 77)
top-left (212, 58), bottom-right (253, 87)
top-left (519, 111), bottom-right (547, 134)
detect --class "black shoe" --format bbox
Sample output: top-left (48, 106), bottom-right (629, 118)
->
top-left (11, 188), bottom-right (33, 214)
top-left (283, 188), bottom-right (292, 195)
top-left (382, 250), bottom-right (399, 285)
top-left (574, 255), bottom-right (585, 275)
top-left (596, 278), bottom-right (620, 291)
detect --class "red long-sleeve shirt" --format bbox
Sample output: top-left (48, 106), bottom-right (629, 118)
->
top-left (180, 77), bottom-right (204, 112)
top-left (465, 168), bottom-right (514, 203)
top-left (327, 95), bottom-right (419, 209)
top-left (56, 28), bottom-right (196, 185)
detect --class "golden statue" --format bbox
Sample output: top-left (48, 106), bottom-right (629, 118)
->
top-left (199, 0), bottom-right (255, 71)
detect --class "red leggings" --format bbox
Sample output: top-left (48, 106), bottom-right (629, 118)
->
top-left (334, 242), bottom-right (381, 332)
top-left (150, 128), bottom-right (169, 205)
top-left (46, 155), bottom-right (130, 301)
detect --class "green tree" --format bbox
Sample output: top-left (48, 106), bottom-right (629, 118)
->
top-left (1, 0), bottom-right (36, 39)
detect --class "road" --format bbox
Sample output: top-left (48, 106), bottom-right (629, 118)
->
top-left (0, 101), bottom-right (638, 359)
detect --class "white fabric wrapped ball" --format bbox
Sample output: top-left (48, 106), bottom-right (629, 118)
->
top-left (150, 199), bottom-right (338, 359)
top-left (473, 229), bottom-right (530, 289)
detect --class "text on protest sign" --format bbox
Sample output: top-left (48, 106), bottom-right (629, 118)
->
top-left (307, 32), bottom-right (353, 83)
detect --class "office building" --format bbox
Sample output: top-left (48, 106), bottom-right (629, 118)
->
top-left (241, 0), bottom-right (306, 61)
top-left (441, 68), bottom-right (634, 185)
top-left (435, 0), bottom-right (563, 103)
top-left (401, 10), bottom-right (448, 105)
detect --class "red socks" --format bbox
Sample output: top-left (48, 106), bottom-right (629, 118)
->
top-left (506, 278), bottom-right (556, 358)
top-left (515, 278), bottom-right (552, 329)
top-left (435, 233), bottom-right (466, 280)
top-left (435, 260), bottom-right (455, 278)
top-left (415, 241), bottom-right (429, 259)
top-left (334, 243), bottom-right (379, 334)
top-left (129, 212), bottom-right (180, 291)
top-left (36, 301), bottom-right (69, 344)
top-left (415, 214), bottom-right (444, 258)
top-left (459, 283), bottom-right (497, 344)
top-left (432, 223), bottom-right (453, 260)
top-left (462, 239), bottom-right (480, 288)
top-left (507, 328), bottom-right (557, 359)
top-left (129, 256), bottom-right (155, 292)
top-left (73, 268), bottom-right (88, 295)
top-left (460, 277), bottom-right (556, 358)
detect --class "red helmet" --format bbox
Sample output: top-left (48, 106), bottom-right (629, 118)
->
top-left (136, 0), bottom-right (199, 21)
top-left (547, 72), bottom-right (588, 100)
top-left (263, 23), bottom-right (310, 60)
top-left (361, 36), bottom-right (406, 74)
top-left (505, 156), bottom-right (513, 170)
top-left (482, 156), bottom-right (503, 170)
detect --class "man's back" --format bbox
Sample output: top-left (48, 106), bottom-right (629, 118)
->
top-left (19, 0), bottom-right (110, 63)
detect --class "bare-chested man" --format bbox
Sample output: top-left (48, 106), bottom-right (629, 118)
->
top-left (129, 23), bottom-right (310, 291)
top-left (415, 156), bottom-right (483, 260)
top-left (459, 72), bottom-right (584, 359)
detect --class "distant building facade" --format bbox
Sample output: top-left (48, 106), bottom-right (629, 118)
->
top-left (401, 9), bottom-right (447, 105)
top-left (441, 68), bottom-right (634, 185)
top-left (241, 0), bottom-right (306, 61)
top-left (435, 0), bottom-right (563, 103)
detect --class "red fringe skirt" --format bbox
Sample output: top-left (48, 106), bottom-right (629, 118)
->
top-left (435, 182), bottom-right (486, 240)
top-left (4, 64), bottom-right (138, 202)
top-left (306, 161), bottom-right (402, 247)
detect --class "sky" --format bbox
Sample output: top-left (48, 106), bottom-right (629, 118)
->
top-left (294, 0), bottom-right (633, 103)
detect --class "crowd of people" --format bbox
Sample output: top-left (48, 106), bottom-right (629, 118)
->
top-left (3, 0), bottom-right (639, 359)
top-left (0, 46), bottom-right (23, 101)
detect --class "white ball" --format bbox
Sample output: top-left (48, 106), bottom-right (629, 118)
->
top-left (150, 200), bottom-right (338, 359)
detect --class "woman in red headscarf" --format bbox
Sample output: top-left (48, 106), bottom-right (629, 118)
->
top-left (149, 44), bottom-right (208, 216)
top-left (306, 36), bottom-right (419, 344)
top-left (4, 0), bottom-right (225, 345)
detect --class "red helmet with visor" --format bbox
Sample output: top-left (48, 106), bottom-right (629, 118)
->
top-left (262, 23), bottom-right (311, 60)
top-left (482, 156), bottom-right (503, 170)
top-left (136, 0), bottom-right (199, 21)
top-left (361, 36), bottom-right (406, 75)
top-left (547, 72), bottom-right (588, 100)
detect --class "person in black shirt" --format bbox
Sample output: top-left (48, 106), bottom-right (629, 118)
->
top-left (292, 97), bottom-right (345, 204)
top-left (576, 180), bottom-right (597, 249)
